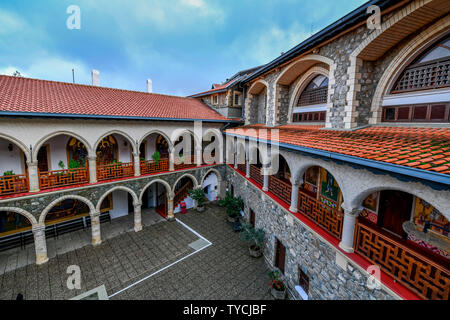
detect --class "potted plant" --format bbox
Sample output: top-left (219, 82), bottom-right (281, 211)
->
top-left (188, 188), bottom-right (207, 212)
top-left (225, 196), bottom-right (244, 223)
top-left (218, 191), bottom-right (233, 208)
top-left (152, 151), bottom-right (161, 165)
top-left (239, 223), bottom-right (265, 258)
top-left (268, 270), bottom-right (286, 300)
top-left (3, 170), bottom-right (15, 176)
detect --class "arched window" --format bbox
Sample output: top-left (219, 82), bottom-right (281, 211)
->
top-left (382, 35), bottom-right (450, 123)
top-left (293, 75), bottom-right (328, 123)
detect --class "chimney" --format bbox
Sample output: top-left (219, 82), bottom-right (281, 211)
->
top-left (146, 79), bottom-right (152, 93)
top-left (92, 69), bottom-right (100, 86)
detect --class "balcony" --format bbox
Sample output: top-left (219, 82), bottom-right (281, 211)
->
top-left (140, 158), bottom-right (169, 175)
top-left (97, 162), bottom-right (134, 181)
top-left (354, 218), bottom-right (450, 300)
top-left (297, 190), bottom-right (344, 240)
top-left (39, 168), bottom-right (89, 190)
top-left (250, 165), bottom-right (264, 187)
top-left (174, 155), bottom-right (197, 170)
top-left (269, 175), bottom-right (292, 206)
top-left (0, 174), bottom-right (29, 196)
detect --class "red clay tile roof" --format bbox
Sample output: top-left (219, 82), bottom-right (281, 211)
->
top-left (189, 79), bottom-right (235, 97)
top-left (226, 125), bottom-right (450, 175)
top-left (0, 75), bottom-right (230, 121)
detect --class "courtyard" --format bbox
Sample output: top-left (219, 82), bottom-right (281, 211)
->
top-left (0, 204), bottom-right (274, 300)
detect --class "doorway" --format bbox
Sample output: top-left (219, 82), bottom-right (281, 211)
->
top-left (275, 238), bottom-right (286, 274)
top-left (378, 190), bottom-right (413, 238)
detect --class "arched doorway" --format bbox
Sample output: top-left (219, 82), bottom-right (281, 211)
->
top-left (0, 137), bottom-right (29, 196)
top-left (173, 176), bottom-right (196, 214)
top-left (355, 190), bottom-right (450, 300)
top-left (96, 134), bottom-right (134, 181)
top-left (298, 166), bottom-right (344, 239)
top-left (202, 171), bottom-right (219, 202)
top-left (97, 188), bottom-right (136, 233)
top-left (35, 134), bottom-right (90, 190)
top-left (140, 181), bottom-right (170, 220)
top-left (139, 133), bottom-right (170, 175)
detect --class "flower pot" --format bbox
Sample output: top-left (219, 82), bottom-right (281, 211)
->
top-left (270, 287), bottom-right (286, 300)
top-left (197, 206), bottom-right (205, 212)
top-left (248, 245), bottom-right (262, 258)
top-left (227, 216), bottom-right (238, 223)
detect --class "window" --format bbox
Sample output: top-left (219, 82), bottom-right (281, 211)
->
top-left (298, 267), bottom-right (310, 296)
top-left (382, 103), bottom-right (449, 122)
top-left (392, 35), bottom-right (450, 93)
top-left (234, 93), bottom-right (240, 106)
top-left (293, 75), bottom-right (328, 123)
top-left (212, 95), bottom-right (219, 105)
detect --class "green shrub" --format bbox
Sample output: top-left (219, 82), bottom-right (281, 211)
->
top-left (68, 159), bottom-right (81, 169)
top-left (3, 170), bottom-right (15, 176)
top-left (224, 195), bottom-right (244, 218)
top-left (152, 151), bottom-right (161, 165)
top-left (188, 188), bottom-right (206, 207)
top-left (239, 223), bottom-right (265, 249)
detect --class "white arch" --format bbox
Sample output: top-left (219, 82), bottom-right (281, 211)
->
top-left (93, 130), bottom-right (137, 154)
top-left (139, 179), bottom-right (172, 203)
top-left (369, 19), bottom-right (450, 124)
top-left (292, 161), bottom-right (344, 194)
top-left (39, 195), bottom-right (96, 224)
top-left (0, 133), bottom-right (31, 162)
top-left (201, 168), bottom-right (222, 185)
top-left (170, 129), bottom-right (201, 151)
top-left (32, 131), bottom-right (93, 162)
top-left (139, 129), bottom-right (173, 150)
top-left (267, 152), bottom-right (294, 177)
top-left (172, 173), bottom-right (199, 193)
top-left (351, 186), bottom-right (450, 221)
top-left (248, 79), bottom-right (269, 96)
top-left (275, 54), bottom-right (334, 85)
top-left (203, 128), bottom-right (224, 163)
top-left (287, 65), bottom-right (330, 124)
top-left (0, 207), bottom-right (38, 225)
top-left (96, 186), bottom-right (139, 212)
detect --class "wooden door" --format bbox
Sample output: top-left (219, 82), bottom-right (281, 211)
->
top-left (37, 146), bottom-right (49, 172)
top-left (378, 190), bottom-right (413, 238)
top-left (275, 239), bottom-right (286, 274)
top-left (250, 209), bottom-right (255, 227)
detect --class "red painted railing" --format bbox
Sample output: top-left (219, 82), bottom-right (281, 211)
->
top-left (140, 158), bottom-right (169, 175)
top-left (39, 168), bottom-right (89, 190)
top-left (97, 162), bottom-right (134, 181)
top-left (269, 175), bottom-right (292, 205)
top-left (354, 219), bottom-right (450, 300)
top-left (174, 155), bottom-right (197, 170)
top-left (298, 191), bottom-right (344, 240)
top-left (250, 165), bottom-right (264, 187)
top-left (0, 174), bottom-right (29, 196)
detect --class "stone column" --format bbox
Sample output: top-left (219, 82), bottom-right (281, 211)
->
top-left (289, 178), bottom-right (302, 213)
top-left (32, 224), bottom-right (48, 265)
top-left (169, 148), bottom-right (175, 171)
top-left (91, 211), bottom-right (102, 246)
top-left (339, 204), bottom-right (362, 253)
top-left (263, 166), bottom-right (269, 192)
top-left (196, 147), bottom-right (203, 167)
top-left (88, 156), bottom-right (97, 183)
top-left (133, 152), bottom-right (140, 177)
top-left (134, 202), bottom-right (143, 232)
top-left (27, 161), bottom-right (40, 192)
top-left (167, 192), bottom-right (175, 222)
top-left (246, 158), bottom-right (250, 178)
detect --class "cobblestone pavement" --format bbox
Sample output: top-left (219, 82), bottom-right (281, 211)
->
top-left (0, 204), bottom-right (273, 300)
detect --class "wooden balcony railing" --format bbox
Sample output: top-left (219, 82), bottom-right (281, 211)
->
top-left (174, 156), bottom-right (197, 170)
top-left (354, 219), bottom-right (450, 300)
top-left (0, 174), bottom-right (29, 196)
top-left (269, 175), bottom-right (292, 205)
top-left (140, 158), bottom-right (169, 175)
top-left (39, 168), bottom-right (89, 190)
top-left (298, 191), bottom-right (344, 240)
top-left (97, 162), bottom-right (134, 181)
top-left (250, 165), bottom-right (264, 187)
top-left (237, 163), bottom-right (246, 174)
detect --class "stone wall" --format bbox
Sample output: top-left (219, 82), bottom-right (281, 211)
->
top-left (225, 166), bottom-right (397, 300)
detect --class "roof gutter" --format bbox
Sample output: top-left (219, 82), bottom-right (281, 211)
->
top-left (242, 0), bottom-right (406, 84)
top-left (0, 111), bottom-right (241, 124)
top-left (224, 132), bottom-right (450, 187)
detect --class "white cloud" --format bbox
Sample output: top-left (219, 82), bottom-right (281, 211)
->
top-left (0, 9), bottom-right (25, 35)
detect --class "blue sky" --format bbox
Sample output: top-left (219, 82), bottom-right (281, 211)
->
top-left (0, 0), bottom-right (367, 96)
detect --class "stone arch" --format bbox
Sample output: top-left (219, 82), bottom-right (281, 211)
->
top-left (267, 152), bottom-right (294, 177)
top-left (94, 130), bottom-right (137, 155)
top-left (201, 168), bottom-right (223, 185)
top-left (0, 133), bottom-right (31, 162)
top-left (292, 161), bottom-right (346, 194)
top-left (39, 195), bottom-right (96, 224)
top-left (32, 131), bottom-right (93, 162)
top-left (139, 179), bottom-right (172, 203)
top-left (248, 79), bottom-right (269, 95)
top-left (287, 65), bottom-right (330, 124)
top-left (0, 207), bottom-right (38, 225)
top-left (139, 129), bottom-right (173, 150)
top-left (348, 185), bottom-right (450, 221)
top-left (96, 186), bottom-right (139, 212)
top-left (173, 173), bottom-right (199, 193)
top-left (369, 19), bottom-right (450, 124)
top-left (170, 129), bottom-right (201, 152)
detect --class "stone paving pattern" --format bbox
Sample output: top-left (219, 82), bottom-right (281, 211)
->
top-left (0, 204), bottom-right (273, 300)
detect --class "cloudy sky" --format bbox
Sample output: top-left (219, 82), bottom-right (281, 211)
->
top-left (0, 0), bottom-right (366, 96)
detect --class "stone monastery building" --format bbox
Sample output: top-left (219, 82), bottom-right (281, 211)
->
top-left (0, 0), bottom-right (449, 300)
